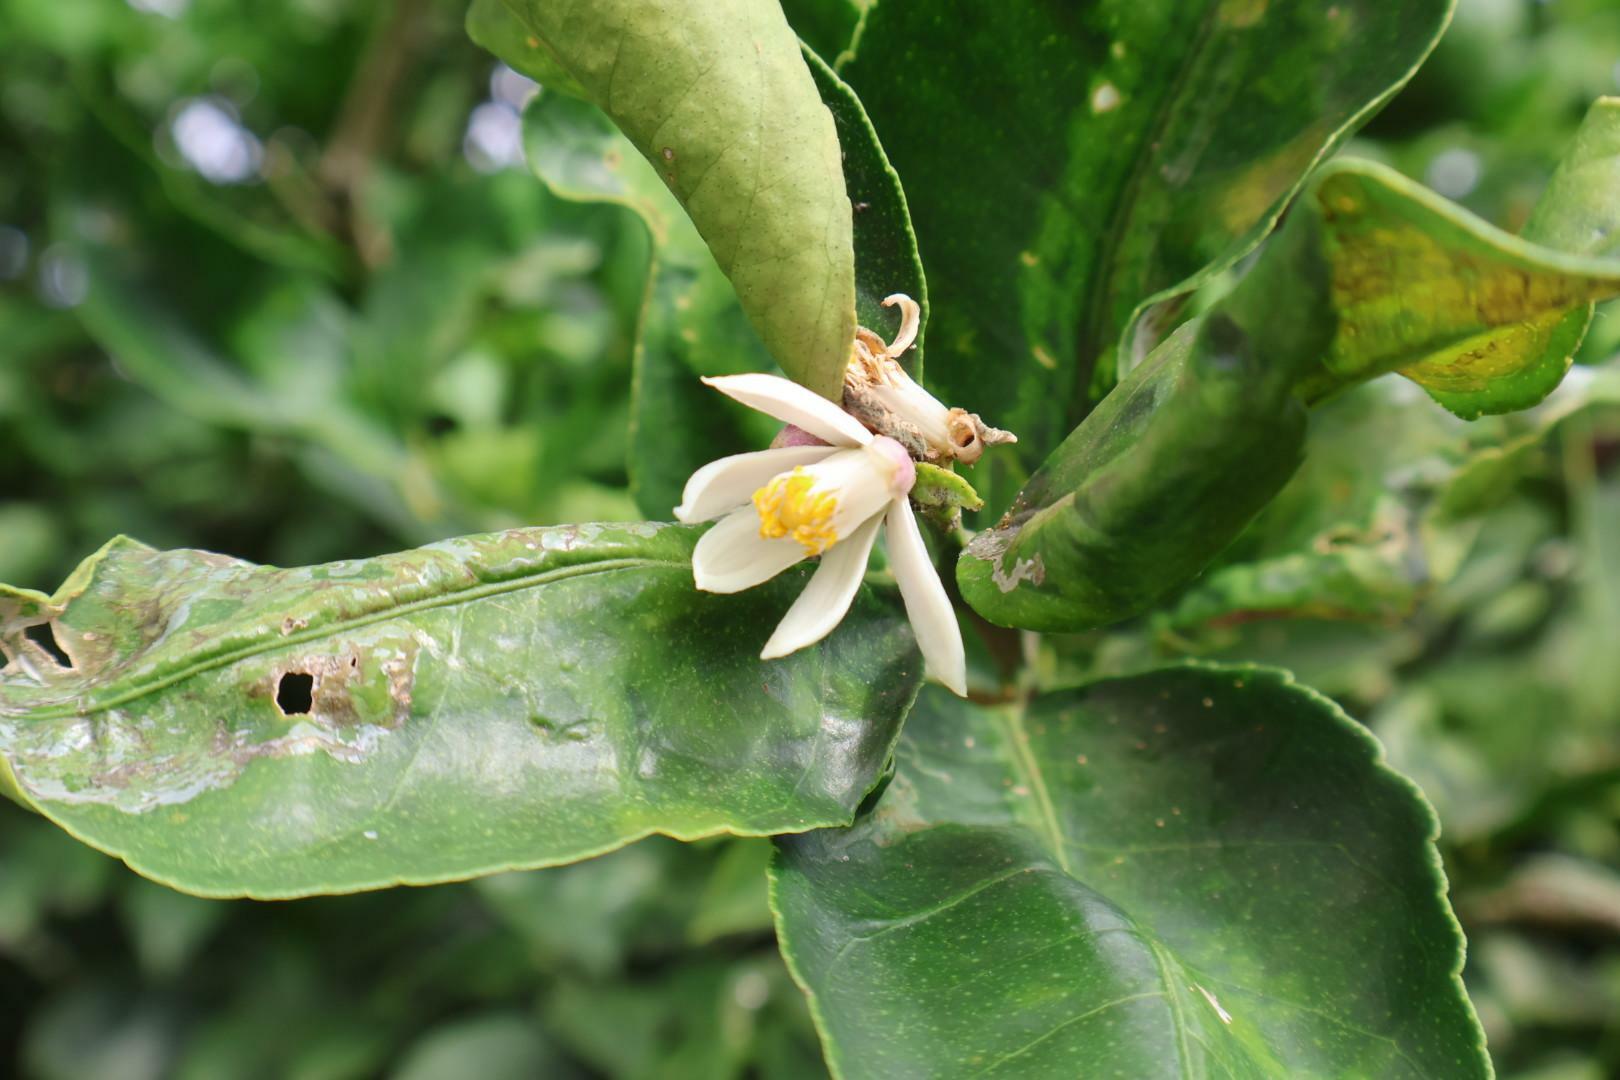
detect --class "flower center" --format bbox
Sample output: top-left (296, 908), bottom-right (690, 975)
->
top-left (753, 468), bottom-right (839, 556)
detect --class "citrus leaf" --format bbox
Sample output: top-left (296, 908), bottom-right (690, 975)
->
top-left (1162, 370), bottom-right (1620, 631)
top-left (957, 308), bottom-right (1315, 632)
top-left (464, 0), bottom-right (585, 98)
top-left (778, 0), bottom-right (866, 67)
top-left (495, 0), bottom-right (855, 398)
top-left (827, 0), bottom-right (1453, 506)
top-left (958, 101), bottom-right (1620, 632)
top-left (801, 46), bottom-right (927, 373)
top-left (522, 90), bottom-right (775, 520)
top-left (521, 56), bottom-right (923, 519)
top-left (1292, 114), bottom-right (1620, 419)
top-left (0, 525), bottom-right (920, 898)
top-left (772, 668), bottom-right (1489, 1078)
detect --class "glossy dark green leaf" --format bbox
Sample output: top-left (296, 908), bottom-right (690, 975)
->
top-left (802, 47), bottom-right (927, 368)
top-left (495, 0), bottom-right (856, 397)
top-left (778, 0), bottom-right (865, 68)
top-left (522, 60), bottom-right (923, 519)
top-left (829, 0), bottom-right (1453, 503)
top-left (957, 299), bottom-right (1318, 631)
top-left (0, 524), bottom-right (919, 897)
top-left (773, 668), bottom-right (1488, 1078)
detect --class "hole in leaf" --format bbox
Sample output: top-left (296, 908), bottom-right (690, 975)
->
top-left (24, 622), bottom-right (73, 669)
top-left (276, 671), bottom-right (314, 715)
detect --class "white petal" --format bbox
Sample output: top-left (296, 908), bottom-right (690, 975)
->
top-left (884, 499), bottom-right (967, 696)
top-left (870, 379), bottom-right (953, 448)
top-left (674, 445), bottom-right (836, 523)
top-left (702, 373), bottom-right (872, 448)
top-left (692, 506), bottom-right (807, 593)
top-left (815, 446), bottom-right (904, 540)
top-left (760, 513), bottom-right (883, 659)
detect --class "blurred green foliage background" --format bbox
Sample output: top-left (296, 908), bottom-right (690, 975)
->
top-left (2, 0), bottom-right (1620, 1077)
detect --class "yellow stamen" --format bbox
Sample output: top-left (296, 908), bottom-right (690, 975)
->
top-left (753, 468), bottom-right (840, 556)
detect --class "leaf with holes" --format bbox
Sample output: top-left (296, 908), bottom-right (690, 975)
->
top-left (811, 0), bottom-right (1452, 511)
top-left (491, 0), bottom-right (855, 399)
top-left (0, 525), bottom-right (920, 897)
top-left (772, 668), bottom-right (1489, 1078)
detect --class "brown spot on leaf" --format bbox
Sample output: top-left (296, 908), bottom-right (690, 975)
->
top-left (259, 644), bottom-right (414, 728)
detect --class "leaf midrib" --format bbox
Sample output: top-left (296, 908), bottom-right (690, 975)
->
top-left (996, 700), bottom-right (1071, 874)
top-left (20, 557), bottom-right (677, 721)
top-left (994, 696), bottom-right (1194, 1077)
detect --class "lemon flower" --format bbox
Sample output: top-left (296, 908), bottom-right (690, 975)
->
top-left (674, 373), bottom-right (966, 696)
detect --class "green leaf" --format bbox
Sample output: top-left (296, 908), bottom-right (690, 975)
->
top-left (1161, 370), bottom-right (1620, 631)
top-left (464, 0), bottom-right (586, 98)
top-left (70, 258), bottom-right (455, 543)
top-left (0, 808), bottom-right (115, 945)
top-left (119, 876), bottom-right (227, 977)
top-left (393, 1014), bottom-right (560, 1080)
top-left (1162, 383), bottom-right (1473, 629)
top-left (1219, 98), bottom-right (1620, 420)
top-left (523, 57), bottom-right (924, 519)
top-left (957, 309), bottom-right (1315, 632)
top-left (523, 89), bottom-right (778, 521)
top-left (958, 101), bottom-right (1620, 632)
top-left (828, 0), bottom-right (1453, 504)
top-left (772, 668), bottom-right (1488, 1078)
top-left (911, 462), bottom-right (983, 515)
top-left (495, 0), bottom-right (856, 398)
top-left (0, 525), bottom-right (920, 898)
top-left (779, 0), bottom-right (866, 68)
top-left (545, 952), bottom-right (822, 1079)
top-left (801, 46), bottom-right (927, 372)
top-left (473, 836), bottom-right (774, 976)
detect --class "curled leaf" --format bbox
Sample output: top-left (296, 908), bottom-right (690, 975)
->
top-left (496, 0), bottom-right (856, 398)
